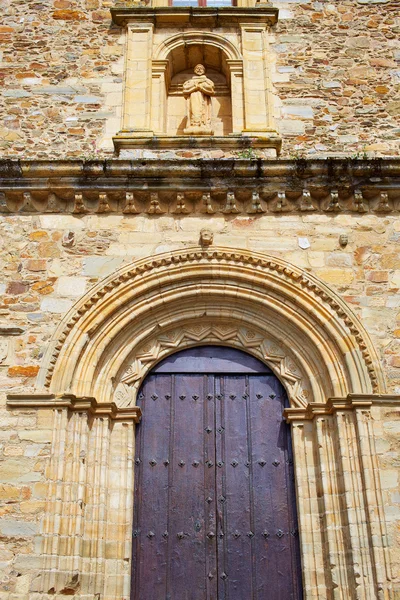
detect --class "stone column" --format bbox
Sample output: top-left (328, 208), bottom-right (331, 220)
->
top-left (290, 418), bottom-right (328, 599)
top-left (285, 396), bottom-right (395, 600)
top-left (122, 23), bottom-right (154, 136)
top-left (240, 25), bottom-right (274, 135)
top-left (314, 414), bottom-right (355, 597)
top-left (104, 420), bottom-right (136, 599)
top-left (334, 404), bottom-right (378, 600)
top-left (352, 399), bottom-right (393, 600)
top-left (7, 394), bottom-right (141, 599)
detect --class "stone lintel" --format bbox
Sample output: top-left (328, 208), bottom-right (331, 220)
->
top-left (110, 6), bottom-right (279, 28)
top-left (6, 393), bottom-right (142, 422)
top-left (284, 394), bottom-right (400, 423)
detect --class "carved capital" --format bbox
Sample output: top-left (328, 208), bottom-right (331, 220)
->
top-left (284, 394), bottom-right (400, 423)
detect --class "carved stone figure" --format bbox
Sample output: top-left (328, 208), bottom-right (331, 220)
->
top-left (199, 228), bottom-right (214, 247)
top-left (183, 64), bottom-right (215, 135)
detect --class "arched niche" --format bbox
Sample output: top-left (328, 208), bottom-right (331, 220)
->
top-left (152, 33), bottom-right (243, 135)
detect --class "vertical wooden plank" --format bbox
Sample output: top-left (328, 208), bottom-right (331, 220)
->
top-left (131, 349), bottom-right (302, 600)
top-left (168, 374), bottom-right (210, 600)
top-left (132, 374), bottom-right (171, 600)
top-left (248, 374), bottom-right (302, 600)
top-left (217, 375), bottom-right (254, 599)
top-left (204, 375), bottom-right (218, 600)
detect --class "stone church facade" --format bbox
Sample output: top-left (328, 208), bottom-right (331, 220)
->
top-left (0, 0), bottom-right (399, 598)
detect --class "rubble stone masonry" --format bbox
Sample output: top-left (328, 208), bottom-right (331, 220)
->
top-left (0, 0), bottom-right (399, 598)
top-left (0, 0), bottom-right (399, 158)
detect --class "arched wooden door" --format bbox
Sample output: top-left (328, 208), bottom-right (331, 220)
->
top-left (131, 346), bottom-right (303, 599)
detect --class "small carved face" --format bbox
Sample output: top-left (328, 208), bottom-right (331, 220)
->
top-left (194, 64), bottom-right (206, 76)
top-left (200, 228), bottom-right (213, 247)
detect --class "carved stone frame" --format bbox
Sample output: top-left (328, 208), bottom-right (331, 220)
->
top-left (7, 248), bottom-right (397, 599)
top-left (112, 9), bottom-right (282, 154)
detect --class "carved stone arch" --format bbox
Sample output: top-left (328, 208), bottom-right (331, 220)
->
top-left (38, 246), bottom-right (385, 406)
top-left (114, 321), bottom-right (312, 409)
top-left (14, 247), bottom-right (394, 600)
top-left (154, 31), bottom-right (243, 62)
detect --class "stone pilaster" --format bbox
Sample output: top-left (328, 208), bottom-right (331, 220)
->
top-left (151, 60), bottom-right (169, 135)
top-left (240, 24), bottom-right (273, 135)
top-left (227, 59), bottom-right (245, 134)
top-left (285, 396), bottom-right (396, 600)
top-left (122, 22), bottom-right (154, 134)
top-left (314, 414), bottom-right (354, 596)
top-left (6, 395), bottom-right (141, 599)
top-left (352, 400), bottom-right (393, 600)
top-left (291, 420), bottom-right (327, 598)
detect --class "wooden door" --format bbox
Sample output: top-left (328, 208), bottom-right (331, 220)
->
top-left (131, 347), bottom-right (302, 599)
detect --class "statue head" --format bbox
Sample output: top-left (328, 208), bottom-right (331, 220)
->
top-left (194, 64), bottom-right (206, 76)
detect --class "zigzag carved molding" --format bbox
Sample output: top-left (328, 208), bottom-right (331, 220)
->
top-left (115, 323), bottom-right (308, 409)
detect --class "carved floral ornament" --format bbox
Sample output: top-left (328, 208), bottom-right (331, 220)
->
top-left (35, 248), bottom-right (385, 411)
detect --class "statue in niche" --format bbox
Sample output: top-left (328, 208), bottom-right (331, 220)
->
top-left (183, 64), bottom-right (215, 135)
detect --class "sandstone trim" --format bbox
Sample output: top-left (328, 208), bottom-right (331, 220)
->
top-left (7, 393), bottom-right (142, 422)
top-left (110, 6), bottom-right (279, 28)
top-left (37, 247), bottom-right (384, 405)
top-left (1, 158), bottom-right (399, 214)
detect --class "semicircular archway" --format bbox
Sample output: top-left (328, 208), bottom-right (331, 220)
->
top-left (154, 31), bottom-right (242, 62)
top-left (20, 247), bottom-right (393, 600)
top-left (38, 247), bottom-right (385, 408)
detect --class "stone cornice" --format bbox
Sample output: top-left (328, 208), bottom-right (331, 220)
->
top-left (0, 158), bottom-right (399, 214)
top-left (112, 133), bottom-right (282, 153)
top-left (284, 394), bottom-right (400, 423)
top-left (6, 393), bottom-right (142, 422)
top-left (110, 6), bottom-right (279, 28)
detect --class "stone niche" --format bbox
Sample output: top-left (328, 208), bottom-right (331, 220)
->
top-left (166, 45), bottom-right (232, 136)
top-left (111, 6), bottom-right (282, 155)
